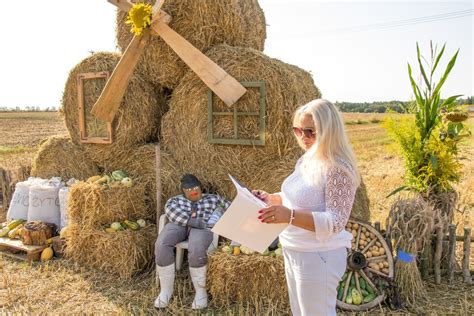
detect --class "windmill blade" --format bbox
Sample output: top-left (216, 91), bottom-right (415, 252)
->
top-left (107, 0), bottom-right (165, 18)
top-left (107, 0), bottom-right (133, 12)
top-left (91, 30), bottom-right (151, 122)
top-left (151, 19), bottom-right (247, 107)
top-left (152, 0), bottom-right (166, 17)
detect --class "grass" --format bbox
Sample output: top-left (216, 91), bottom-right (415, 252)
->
top-left (0, 111), bottom-right (472, 314)
top-left (0, 146), bottom-right (36, 154)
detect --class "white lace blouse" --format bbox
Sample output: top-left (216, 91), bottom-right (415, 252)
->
top-left (278, 157), bottom-right (357, 252)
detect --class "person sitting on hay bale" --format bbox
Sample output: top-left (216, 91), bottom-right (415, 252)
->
top-left (255, 99), bottom-right (360, 316)
top-left (154, 174), bottom-right (230, 309)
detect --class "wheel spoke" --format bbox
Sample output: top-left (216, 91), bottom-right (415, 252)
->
top-left (361, 238), bottom-right (377, 254)
top-left (368, 267), bottom-right (389, 278)
top-left (359, 269), bottom-right (378, 294)
top-left (354, 225), bottom-right (362, 250)
top-left (342, 270), bottom-right (353, 302)
top-left (366, 255), bottom-right (388, 262)
top-left (354, 271), bottom-right (361, 294)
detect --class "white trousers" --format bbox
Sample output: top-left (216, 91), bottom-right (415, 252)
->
top-left (283, 247), bottom-right (347, 316)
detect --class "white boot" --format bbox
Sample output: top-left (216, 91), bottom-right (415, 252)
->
top-left (154, 264), bottom-right (175, 308)
top-left (190, 265), bottom-right (208, 309)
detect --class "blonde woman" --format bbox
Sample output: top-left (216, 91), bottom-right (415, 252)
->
top-left (254, 99), bottom-right (360, 316)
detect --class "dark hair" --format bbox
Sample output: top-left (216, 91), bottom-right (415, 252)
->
top-left (180, 173), bottom-right (202, 189)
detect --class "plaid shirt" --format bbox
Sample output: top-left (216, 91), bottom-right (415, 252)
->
top-left (165, 194), bottom-right (231, 227)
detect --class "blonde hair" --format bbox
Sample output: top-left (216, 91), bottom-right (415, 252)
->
top-left (293, 99), bottom-right (361, 187)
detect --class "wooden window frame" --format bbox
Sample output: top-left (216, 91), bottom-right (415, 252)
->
top-left (77, 71), bottom-right (113, 144)
top-left (207, 81), bottom-right (266, 146)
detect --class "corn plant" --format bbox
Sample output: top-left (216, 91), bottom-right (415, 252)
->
top-left (385, 42), bottom-right (470, 196)
top-left (408, 42), bottom-right (460, 144)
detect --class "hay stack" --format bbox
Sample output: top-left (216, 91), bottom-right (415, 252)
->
top-left (30, 136), bottom-right (99, 181)
top-left (387, 196), bottom-right (435, 305)
top-left (161, 44), bottom-right (321, 198)
top-left (208, 251), bottom-right (288, 308)
top-left (68, 181), bottom-right (153, 227)
top-left (61, 52), bottom-right (168, 164)
top-left (65, 223), bottom-right (157, 278)
top-left (350, 178), bottom-right (371, 222)
top-left (116, 0), bottom-right (266, 89)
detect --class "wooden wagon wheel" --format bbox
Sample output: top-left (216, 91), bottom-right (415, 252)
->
top-left (336, 219), bottom-right (394, 311)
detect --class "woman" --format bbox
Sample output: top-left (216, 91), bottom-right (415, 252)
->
top-left (254, 99), bottom-right (360, 316)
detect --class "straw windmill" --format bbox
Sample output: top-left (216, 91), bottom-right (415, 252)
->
top-left (92, 0), bottom-right (247, 122)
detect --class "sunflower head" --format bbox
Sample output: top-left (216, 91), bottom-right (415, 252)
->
top-left (126, 3), bottom-right (153, 36)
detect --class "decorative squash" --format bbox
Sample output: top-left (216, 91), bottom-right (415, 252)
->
top-left (41, 247), bottom-right (54, 261)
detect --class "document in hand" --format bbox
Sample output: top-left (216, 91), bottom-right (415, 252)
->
top-left (211, 175), bottom-right (288, 253)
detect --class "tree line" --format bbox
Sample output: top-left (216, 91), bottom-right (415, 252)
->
top-left (336, 97), bottom-right (472, 113)
top-left (0, 96), bottom-right (472, 113)
top-left (0, 106), bottom-right (58, 112)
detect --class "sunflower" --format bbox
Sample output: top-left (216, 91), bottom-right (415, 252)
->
top-left (125, 3), bottom-right (153, 36)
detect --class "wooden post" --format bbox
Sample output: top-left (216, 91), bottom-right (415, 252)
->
top-left (434, 227), bottom-right (443, 284)
top-left (0, 168), bottom-right (12, 220)
top-left (155, 143), bottom-right (161, 287)
top-left (155, 144), bottom-right (162, 235)
top-left (462, 227), bottom-right (472, 284)
top-left (447, 224), bottom-right (456, 283)
top-left (374, 221), bottom-right (381, 232)
top-left (420, 244), bottom-right (430, 279)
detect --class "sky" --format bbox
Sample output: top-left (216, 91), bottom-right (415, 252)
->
top-left (0, 0), bottom-right (472, 109)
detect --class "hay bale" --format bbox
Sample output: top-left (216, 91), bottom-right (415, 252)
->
top-left (31, 136), bottom-right (99, 181)
top-left (68, 181), bottom-right (153, 228)
top-left (350, 178), bottom-right (371, 222)
top-left (60, 52), bottom-right (169, 164)
top-left (208, 251), bottom-right (288, 308)
top-left (116, 0), bottom-right (266, 89)
top-left (65, 223), bottom-right (157, 278)
top-left (161, 45), bottom-right (321, 198)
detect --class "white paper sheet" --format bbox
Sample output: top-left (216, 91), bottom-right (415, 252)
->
top-left (211, 175), bottom-right (288, 253)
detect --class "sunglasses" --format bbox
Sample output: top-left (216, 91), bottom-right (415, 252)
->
top-left (292, 127), bottom-right (316, 138)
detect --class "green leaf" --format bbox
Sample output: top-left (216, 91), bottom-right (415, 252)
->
top-left (417, 43), bottom-right (431, 90)
top-left (433, 49), bottom-right (459, 97)
top-left (431, 43), bottom-right (446, 76)
top-left (386, 185), bottom-right (412, 198)
top-left (440, 95), bottom-right (463, 109)
top-left (408, 63), bottom-right (424, 108)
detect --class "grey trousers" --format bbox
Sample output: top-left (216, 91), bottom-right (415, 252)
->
top-left (155, 222), bottom-right (213, 268)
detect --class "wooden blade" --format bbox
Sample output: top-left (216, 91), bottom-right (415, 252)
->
top-left (107, 0), bottom-right (166, 17)
top-left (151, 19), bottom-right (247, 106)
top-left (152, 0), bottom-right (166, 16)
top-left (91, 31), bottom-right (150, 122)
top-left (107, 0), bottom-right (133, 12)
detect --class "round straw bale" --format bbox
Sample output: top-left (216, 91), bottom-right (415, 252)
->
top-left (68, 181), bottom-right (153, 228)
top-left (208, 250), bottom-right (288, 308)
top-left (161, 45), bottom-right (321, 198)
top-left (65, 223), bottom-right (157, 278)
top-left (350, 178), bottom-right (371, 222)
top-left (31, 136), bottom-right (99, 181)
top-left (116, 0), bottom-right (266, 89)
top-left (60, 52), bottom-right (169, 164)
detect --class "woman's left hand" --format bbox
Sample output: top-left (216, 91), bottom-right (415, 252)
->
top-left (258, 205), bottom-right (291, 224)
